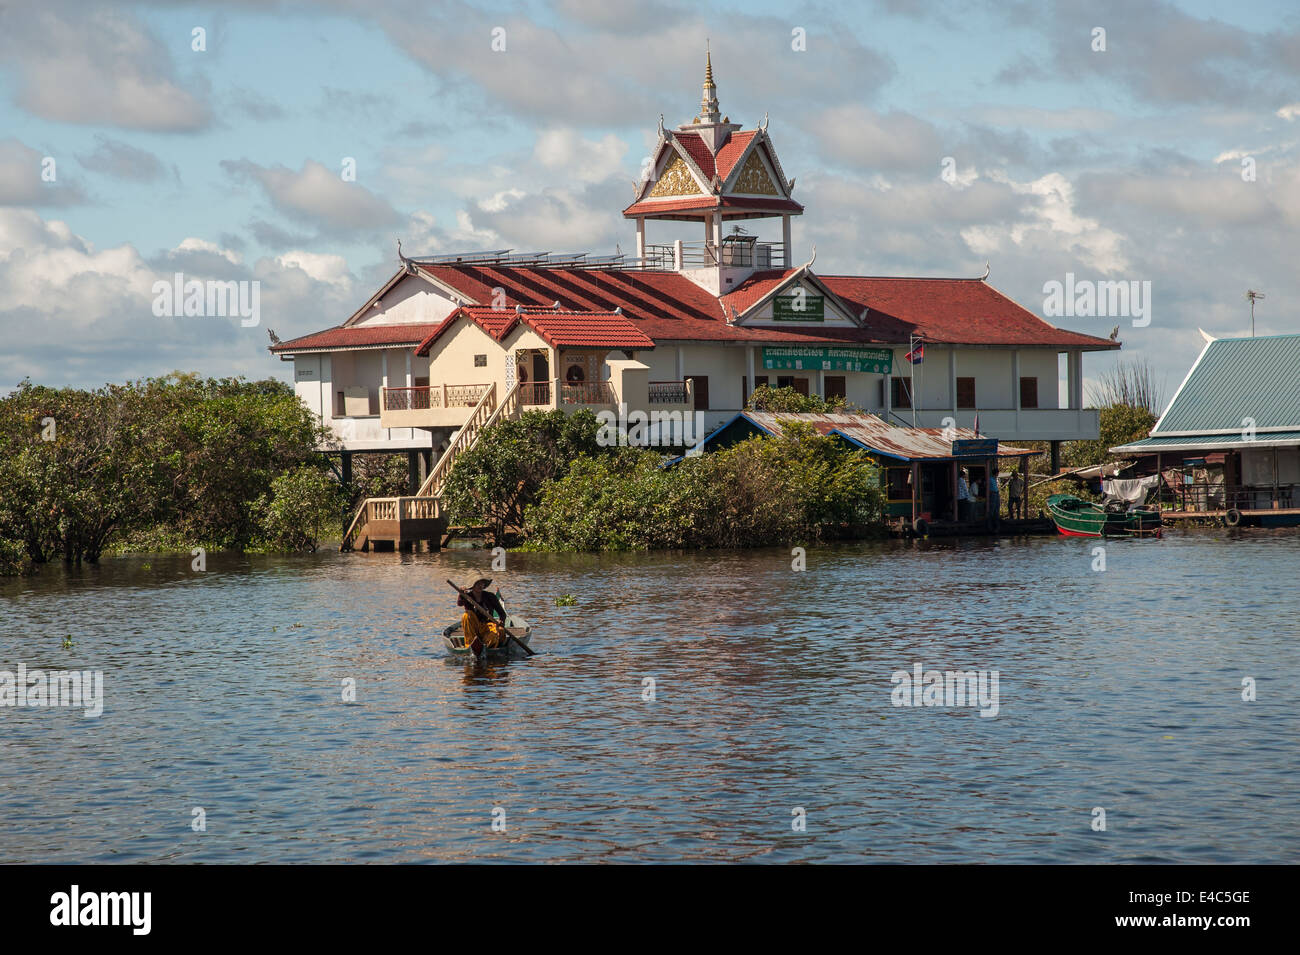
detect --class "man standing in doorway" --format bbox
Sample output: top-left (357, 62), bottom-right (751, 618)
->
top-left (957, 468), bottom-right (973, 522)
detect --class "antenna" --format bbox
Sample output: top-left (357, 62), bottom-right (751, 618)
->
top-left (1246, 290), bottom-right (1265, 337)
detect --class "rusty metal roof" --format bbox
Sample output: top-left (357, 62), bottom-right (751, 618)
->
top-left (739, 412), bottom-right (1039, 461)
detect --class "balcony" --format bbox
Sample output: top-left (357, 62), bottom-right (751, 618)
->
top-left (519, 379), bottom-right (618, 410)
top-left (640, 240), bottom-right (787, 272)
top-left (379, 383), bottom-right (490, 429)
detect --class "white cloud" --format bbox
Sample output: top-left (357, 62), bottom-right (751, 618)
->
top-left (533, 129), bottom-right (629, 183)
top-left (221, 159), bottom-right (403, 233)
top-left (0, 2), bottom-right (209, 131)
top-left (275, 251), bottom-right (353, 288)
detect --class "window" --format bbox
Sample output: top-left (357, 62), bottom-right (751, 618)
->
top-left (891, 377), bottom-right (912, 409)
top-left (474, 354), bottom-right (487, 367)
top-left (825, 376), bottom-right (846, 400)
top-left (886, 468), bottom-right (911, 501)
top-left (414, 376), bottom-right (429, 388)
top-left (1019, 377), bottom-right (1038, 409)
top-left (957, 377), bottom-right (976, 409)
top-left (692, 375), bottom-right (709, 411)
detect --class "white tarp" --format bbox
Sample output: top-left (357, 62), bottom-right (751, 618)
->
top-left (1102, 475), bottom-right (1161, 504)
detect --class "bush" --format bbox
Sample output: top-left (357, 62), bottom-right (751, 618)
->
top-left (255, 466), bottom-right (345, 553)
top-left (441, 409), bottom-right (606, 543)
top-left (523, 423), bottom-right (885, 551)
top-left (747, 384), bottom-right (850, 413)
top-left (0, 538), bottom-right (34, 576)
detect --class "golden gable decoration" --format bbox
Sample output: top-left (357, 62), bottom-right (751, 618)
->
top-left (734, 150), bottom-right (779, 196)
top-left (648, 155), bottom-right (702, 197)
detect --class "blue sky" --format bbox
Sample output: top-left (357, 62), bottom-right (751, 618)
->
top-left (3, 0), bottom-right (1299, 401)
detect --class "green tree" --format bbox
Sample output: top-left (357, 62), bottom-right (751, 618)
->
top-left (440, 409), bottom-right (606, 543)
top-left (746, 384), bottom-right (849, 413)
top-left (256, 466), bottom-right (345, 552)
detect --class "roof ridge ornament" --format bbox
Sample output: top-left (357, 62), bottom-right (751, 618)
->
top-left (979, 261), bottom-right (990, 281)
top-left (760, 111), bottom-right (769, 133)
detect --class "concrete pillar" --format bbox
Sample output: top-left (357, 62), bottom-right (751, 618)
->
top-left (746, 346), bottom-right (755, 405)
top-left (949, 348), bottom-right (958, 414)
top-left (883, 370), bottom-right (892, 419)
top-left (341, 451), bottom-right (353, 486)
top-left (676, 345), bottom-right (685, 382)
top-left (407, 451), bottom-right (419, 495)
top-left (1050, 440), bottom-right (1060, 474)
top-left (636, 219), bottom-right (645, 260)
top-left (1012, 350), bottom-right (1021, 411)
top-left (782, 215), bottom-right (792, 266)
top-left (673, 239), bottom-right (683, 272)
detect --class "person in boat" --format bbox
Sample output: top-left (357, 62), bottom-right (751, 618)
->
top-left (1007, 468), bottom-right (1024, 520)
top-left (457, 575), bottom-right (507, 652)
top-left (957, 468), bottom-right (973, 522)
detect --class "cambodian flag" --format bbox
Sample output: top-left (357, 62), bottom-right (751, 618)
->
top-left (905, 343), bottom-right (924, 364)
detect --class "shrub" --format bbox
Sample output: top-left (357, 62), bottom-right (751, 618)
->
top-left (255, 466), bottom-right (345, 553)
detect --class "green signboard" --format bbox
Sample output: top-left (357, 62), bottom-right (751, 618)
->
top-left (762, 346), bottom-right (893, 374)
top-left (772, 293), bottom-right (824, 322)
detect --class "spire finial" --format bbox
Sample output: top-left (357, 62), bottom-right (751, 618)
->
top-left (699, 41), bottom-right (720, 124)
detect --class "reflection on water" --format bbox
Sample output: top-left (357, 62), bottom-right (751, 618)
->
top-left (1, 529), bottom-right (1298, 863)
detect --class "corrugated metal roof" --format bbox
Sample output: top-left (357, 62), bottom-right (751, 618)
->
top-left (1113, 430), bottom-right (1300, 453)
top-left (741, 412), bottom-right (1037, 461)
top-left (1154, 335), bottom-right (1300, 434)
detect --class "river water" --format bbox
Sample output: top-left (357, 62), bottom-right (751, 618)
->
top-left (1, 529), bottom-right (1296, 863)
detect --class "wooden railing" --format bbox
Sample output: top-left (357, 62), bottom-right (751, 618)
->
top-left (560, 380), bottom-right (615, 405)
top-left (648, 380), bottom-right (690, 404)
top-left (382, 383), bottom-right (489, 411)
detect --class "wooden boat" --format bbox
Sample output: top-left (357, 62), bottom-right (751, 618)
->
top-left (442, 613), bottom-right (533, 657)
top-left (1047, 493), bottom-right (1162, 537)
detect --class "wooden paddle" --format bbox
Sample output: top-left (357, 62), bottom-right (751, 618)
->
top-left (446, 579), bottom-right (534, 657)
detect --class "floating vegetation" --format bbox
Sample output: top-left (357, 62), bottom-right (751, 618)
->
top-left (61, 635), bottom-right (73, 650)
top-left (553, 594), bottom-right (577, 606)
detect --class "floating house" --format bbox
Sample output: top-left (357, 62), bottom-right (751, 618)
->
top-left (697, 411), bottom-right (1038, 531)
top-left (268, 54), bottom-right (1118, 549)
top-left (1111, 334), bottom-right (1300, 526)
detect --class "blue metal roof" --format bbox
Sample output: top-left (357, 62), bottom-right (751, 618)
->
top-left (1155, 335), bottom-right (1300, 434)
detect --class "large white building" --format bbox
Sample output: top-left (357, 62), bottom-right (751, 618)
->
top-left (272, 53), bottom-right (1118, 484)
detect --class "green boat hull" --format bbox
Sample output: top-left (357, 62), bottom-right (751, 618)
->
top-left (1047, 494), bottom-right (1162, 537)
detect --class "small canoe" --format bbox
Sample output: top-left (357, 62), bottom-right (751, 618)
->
top-left (443, 613), bottom-right (533, 657)
top-left (1047, 493), bottom-right (1162, 538)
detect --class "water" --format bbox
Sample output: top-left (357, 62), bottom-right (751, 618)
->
top-left (1, 529), bottom-right (1297, 863)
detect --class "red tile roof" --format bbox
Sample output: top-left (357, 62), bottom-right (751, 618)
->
top-left (720, 269), bottom-right (799, 315)
top-left (714, 131), bottom-right (757, 180)
top-left (414, 305), bottom-right (654, 356)
top-left (820, 276), bottom-right (1114, 348)
top-left (622, 195), bottom-right (804, 218)
top-left (673, 132), bottom-right (715, 181)
top-left (270, 321), bottom-right (443, 354)
top-left (411, 265), bottom-right (1116, 349)
top-left (277, 265), bottom-right (1117, 358)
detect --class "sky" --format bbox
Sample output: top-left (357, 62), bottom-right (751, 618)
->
top-left (2, 0), bottom-right (1299, 403)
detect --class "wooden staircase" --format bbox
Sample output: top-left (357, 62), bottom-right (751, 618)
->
top-left (340, 381), bottom-right (521, 552)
